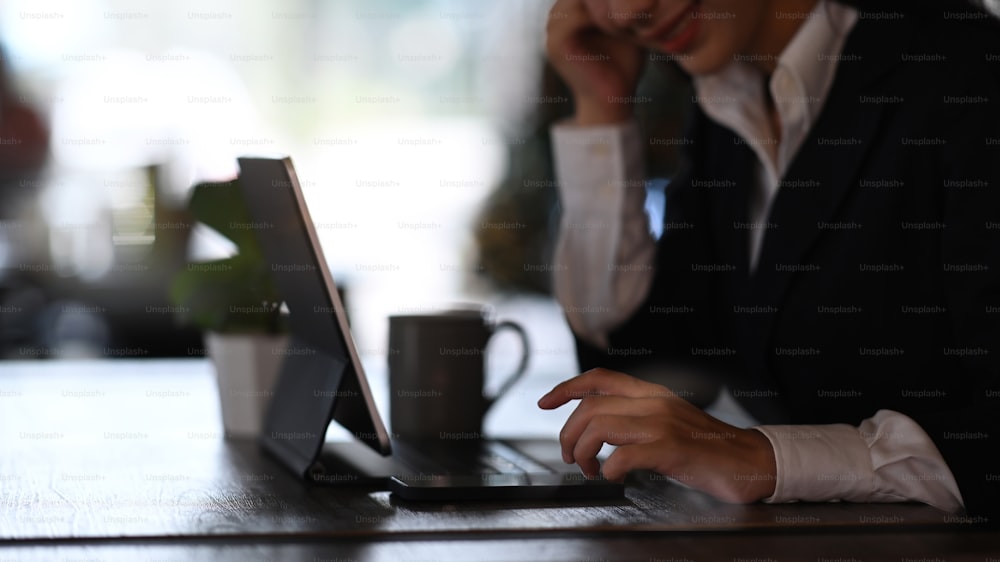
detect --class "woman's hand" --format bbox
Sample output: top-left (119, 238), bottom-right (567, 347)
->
top-left (546, 0), bottom-right (647, 126)
top-left (538, 368), bottom-right (777, 503)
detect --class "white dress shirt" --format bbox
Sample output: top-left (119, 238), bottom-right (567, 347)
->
top-left (550, 0), bottom-right (964, 512)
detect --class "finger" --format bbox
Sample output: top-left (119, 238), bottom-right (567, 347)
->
top-left (547, 0), bottom-right (595, 46)
top-left (605, 0), bottom-right (658, 31)
top-left (576, 449), bottom-right (602, 479)
top-left (600, 441), bottom-right (676, 482)
top-left (572, 414), bottom-right (654, 478)
top-left (538, 368), bottom-right (670, 409)
top-left (547, 0), bottom-right (610, 62)
top-left (581, 0), bottom-right (627, 36)
top-left (558, 395), bottom-right (661, 463)
top-left (549, 0), bottom-right (634, 72)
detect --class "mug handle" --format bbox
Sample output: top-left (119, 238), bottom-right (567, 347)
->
top-left (483, 320), bottom-right (530, 409)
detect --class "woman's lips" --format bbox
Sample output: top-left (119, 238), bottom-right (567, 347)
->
top-left (643, 2), bottom-right (701, 54)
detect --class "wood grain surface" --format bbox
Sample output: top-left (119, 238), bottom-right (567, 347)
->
top-left (1, 359), bottom-right (996, 560)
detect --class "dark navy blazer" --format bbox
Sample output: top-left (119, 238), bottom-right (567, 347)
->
top-left (574, 2), bottom-right (1000, 517)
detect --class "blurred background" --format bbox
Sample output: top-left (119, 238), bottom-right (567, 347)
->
top-left (0, 0), bottom-right (563, 369)
top-left (7, 0), bottom-right (994, 374)
top-left (0, 0), bottom-right (689, 378)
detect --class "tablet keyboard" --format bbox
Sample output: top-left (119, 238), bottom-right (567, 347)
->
top-left (392, 440), bottom-right (556, 476)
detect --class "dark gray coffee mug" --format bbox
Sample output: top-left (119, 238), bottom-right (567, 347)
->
top-left (388, 309), bottom-right (530, 441)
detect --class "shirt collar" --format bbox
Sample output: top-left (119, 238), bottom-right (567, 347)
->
top-left (693, 0), bottom-right (859, 126)
top-left (774, 0), bottom-right (859, 123)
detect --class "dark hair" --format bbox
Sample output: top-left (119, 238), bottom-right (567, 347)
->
top-left (833, 0), bottom-right (994, 15)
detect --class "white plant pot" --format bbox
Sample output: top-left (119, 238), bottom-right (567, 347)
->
top-left (205, 332), bottom-right (289, 438)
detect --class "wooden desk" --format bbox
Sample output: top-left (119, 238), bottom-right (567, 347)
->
top-left (1, 359), bottom-right (997, 561)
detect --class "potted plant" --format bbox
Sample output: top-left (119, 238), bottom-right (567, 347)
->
top-left (170, 178), bottom-right (288, 437)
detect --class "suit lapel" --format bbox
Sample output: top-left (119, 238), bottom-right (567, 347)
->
top-left (749, 11), bottom-right (918, 314)
top-left (707, 126), bottom-right (754, 279)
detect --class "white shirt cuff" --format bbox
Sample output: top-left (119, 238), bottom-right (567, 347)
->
top-left (550, 119), bottom-right (643, 214)
top-left (755, 423), bottom-right (876, 503)
top-left (754, 410), bottom-right (964, 512)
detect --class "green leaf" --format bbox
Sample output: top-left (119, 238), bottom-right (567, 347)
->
top-left (188, 179), bottom-right (261, 257)
top-left (169, 179), bottom-right (285, 333)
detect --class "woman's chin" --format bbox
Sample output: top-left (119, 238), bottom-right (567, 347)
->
top-left (675, 49), bottom-right (732, 77)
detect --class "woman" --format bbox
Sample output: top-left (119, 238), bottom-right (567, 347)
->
top-left (539, 0), bottom-right (1000, 518)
